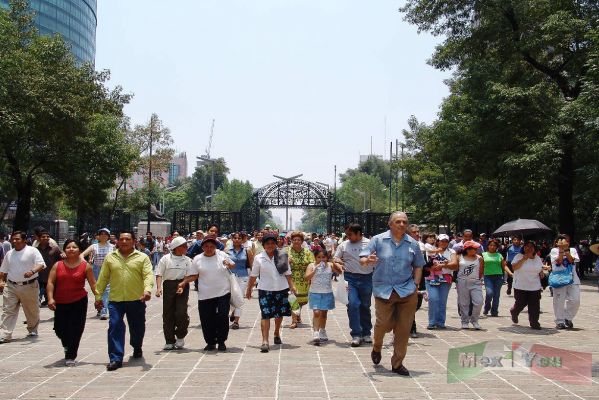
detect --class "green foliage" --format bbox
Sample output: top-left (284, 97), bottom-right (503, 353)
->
top-left (337, 172), bottom-right (388, 213)
top-left (299, 209), bottom-right (328, 233)
top-left (212, 179), bottom-right (254, 211)
top-left (188, 158), bottom-right (229, 209)
top-left (399, 0), bottom-right (599, 238)
top-left (0, 1), bottom-right (133, 230)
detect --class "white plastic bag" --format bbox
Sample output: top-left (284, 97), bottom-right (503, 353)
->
top-left (334, 273), bottom-right (349, 305)
top-left (229, 272), bottom-right (245, 308)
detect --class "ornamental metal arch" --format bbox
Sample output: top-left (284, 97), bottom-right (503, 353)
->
top-left (240, 178), bottom-right (339, 233)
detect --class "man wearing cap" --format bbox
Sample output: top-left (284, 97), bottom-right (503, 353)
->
top-left (0, 231), bottom-right (46, 343)
top-left (155, 236), bottom-right (192, 350)
top-left (82, 228), bottom-right (115, 320)
top-left (360, 212), bottom-right (425, 376)
top-left (95, 231), bottom-right (154, 371)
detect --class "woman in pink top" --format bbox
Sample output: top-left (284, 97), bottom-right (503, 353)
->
top-left (47, 240), bottom-right (97, 366)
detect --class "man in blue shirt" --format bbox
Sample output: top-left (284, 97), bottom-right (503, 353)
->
top-left (360, 212), bottom-right (425, 376)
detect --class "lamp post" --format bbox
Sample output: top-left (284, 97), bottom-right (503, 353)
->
top-left (197, 156), bottom-right (216, 210)
top-left (354, 189), bottom-right (367, 212)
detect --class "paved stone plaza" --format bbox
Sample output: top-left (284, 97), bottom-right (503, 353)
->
top-left (0, 279), bottom-right (598, 400)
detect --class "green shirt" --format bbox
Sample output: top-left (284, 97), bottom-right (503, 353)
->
top-left (483, 252), bottom-right (504, 276)
top-left (96, 249), bottom-right (154, 302)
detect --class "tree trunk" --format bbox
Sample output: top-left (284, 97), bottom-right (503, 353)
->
top-left (558, 136), bottom-right (575, 238)
top-left (13, 179), bottom-right (32, 231)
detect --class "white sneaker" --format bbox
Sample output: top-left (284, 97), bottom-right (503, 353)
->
top-left (319, 329), bottom-right (328, 342)
top-left (65, 359), bottom-right (76, 367)
top-left (461, 322), bottom-right (469, 330)
top-left (312, 331), bottom-right (320, 346)
top-left (362, 335), bottom-right (372, 344)
top-left (175, 338), bottom-right (185, 349)
top-left (472, 321), bottom-right (482, 330)
top-left (163, 343), bottom-right (175, 350)
top-left (350, 336), bottom-right (362, 347)
top-left (27, 331), bottom-right (38, 337)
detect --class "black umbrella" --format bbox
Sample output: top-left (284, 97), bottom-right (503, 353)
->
top-left (492, 218), bottom-right (552, 237)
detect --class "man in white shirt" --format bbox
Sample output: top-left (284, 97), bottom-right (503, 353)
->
top-left (0, 231), bottom-right (46, 343)
top-left (333, 223), bottom-right (371, 347)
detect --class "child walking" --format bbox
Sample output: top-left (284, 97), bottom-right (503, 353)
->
top-left (305, 248), bottom-right (343, 346)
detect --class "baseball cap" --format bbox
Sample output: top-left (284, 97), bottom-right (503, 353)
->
top-left (463, 240), bottom-right (481, 250)
top-left (201, 235), bottom-right (219, 247)
top-left (97, 228), bottom-right (110, 235)
top-left (438, 234), bottom-right (450, 241)
top-left (168, 236), bottom-right (187, 250)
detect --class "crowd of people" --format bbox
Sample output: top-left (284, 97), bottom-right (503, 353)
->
top-left (0, 216), bottom-right (598, 376)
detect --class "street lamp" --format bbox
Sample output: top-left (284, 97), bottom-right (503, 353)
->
top-left (197, 156), bottom-right (216, 210)
top-left (354, 189), bottom-right (367, 212)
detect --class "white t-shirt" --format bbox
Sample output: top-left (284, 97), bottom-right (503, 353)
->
top-left (156, 254), bottom-right (193, 281)
top-left (250, 251), bottom-right (291, 291)
top-left (323, 237), bottom-right (336, 253)
top-left (191, 250), bottom-right (232, 300)
top-left (334, 237), bottom-right (371, 274)
top-left (512, 254), bottom-right (543, 291)
top-left (0, 245), bottom-right (45, 283)
top-left (549, 247), bottom-right (580, 285)
top-left (424, 242), bottom-right (438, 258)
top-left (437, 248), bottom-right (456, 275)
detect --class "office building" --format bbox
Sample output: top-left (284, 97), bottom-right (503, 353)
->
top-left (0, 0), bottom-right (97, 64)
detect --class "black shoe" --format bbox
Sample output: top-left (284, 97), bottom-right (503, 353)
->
top-left (132, 348), bottom-right (143, 358)
top-left (230, 322), bottom-right (240, 330)
top-left (556, 323), bottom-right (567, 329)
top-left (260, 343), bottom-right (269, 353)
top-left (530, 324), bottom-right (541, 330)
top-left (204, 344), bottom-right (216, 351)
top-left (217, 343), bottom-right (227, 352)
top-left (371, 350), bottom-right (381, 365)
top-left (565, 319), bottom-right (574, 329)
top-left (426, 325), bottom-right (436, 330)
top-left (391, 365), bottom-right (410, 376)
top-left (510, 309), bottom-right (518, 324)
top-left (229, 313), bottom-right (235, 323)
top-left (106, 361), bottom-right (122, 371)
top-left (273, 336), bottom-right (282, 345)
top-left (506, 289), bottom-right (512, 295)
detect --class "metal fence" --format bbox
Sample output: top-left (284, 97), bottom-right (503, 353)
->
top-left (172, 210), bottom-right (242, 235)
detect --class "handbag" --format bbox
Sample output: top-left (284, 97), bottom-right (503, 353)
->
top-left (549, 259), bottom-right (574, 288)
top-left (273, 249), bottom-right (289, 274)
top-left (334, 273), bottom-right (349, 305)
top-left (228, 270), bottom-right (245, 308)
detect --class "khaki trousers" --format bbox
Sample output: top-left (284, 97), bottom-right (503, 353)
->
top-left (1, 281), bottom-right (40, 339)
top-left (373, 290), bottom-right (417, 369)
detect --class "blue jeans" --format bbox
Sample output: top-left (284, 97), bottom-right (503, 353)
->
top-left (484, 275), bottom-right (503, 316)
top-left (344, 272), bottom-right (373, 337)
top-left (425, 280), bottom-right (451, 327)
top-left (93, 265), bottom-right (109, 316)
top-left (108, 301), bottom-right (146, 362)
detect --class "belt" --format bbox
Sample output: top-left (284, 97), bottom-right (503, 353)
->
top-left (8, 278), bottom-right (38, 286)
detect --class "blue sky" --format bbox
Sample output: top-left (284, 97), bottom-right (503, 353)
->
top-left (95, 0), bottom-right (450, 226)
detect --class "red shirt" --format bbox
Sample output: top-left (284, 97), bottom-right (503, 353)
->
top-left (54, 260), bottom-right (88, 304)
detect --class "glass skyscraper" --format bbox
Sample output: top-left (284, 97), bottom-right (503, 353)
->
top-left (0, 0), bottom-right (97, 64)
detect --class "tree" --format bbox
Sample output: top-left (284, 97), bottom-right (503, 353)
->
top-left (299, 209), bottom-right (328, 233)
top-left (400, 1), bottom-right (599, 237)
top-left (188, 158), bottom-right (229, 209)
top-left (212, 179), bottom-right (254, 211)
top-left (0, 0), bottom-right (132, 230)
top-left (340, 156), bottom-right (392, 187)
top-left (337, 172), bottom-right (388, 213)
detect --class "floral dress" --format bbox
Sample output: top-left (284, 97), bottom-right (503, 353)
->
top-left (288, 247), bottom-right (315, 305)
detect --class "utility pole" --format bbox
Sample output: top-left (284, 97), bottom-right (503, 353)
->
top-left (146, 117), bottom-right (154, 234)
top-left (395, 139), bottom-right (399, 210)
top-left (388, 141), bottom-right (392, 212)
top-left (401, 142), bottom-right (405, 211)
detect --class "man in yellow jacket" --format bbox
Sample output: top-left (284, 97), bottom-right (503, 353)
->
top-left (96, 231), bottom-right (153, 371)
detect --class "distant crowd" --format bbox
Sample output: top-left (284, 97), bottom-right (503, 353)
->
top-left (0, 217), bottom-right (597, 376)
